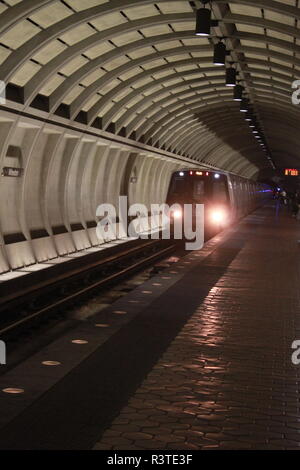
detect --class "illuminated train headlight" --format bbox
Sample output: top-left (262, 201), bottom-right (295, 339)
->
top-left (172, 209), bottom-right (182, 219)
top-left (210, 208), bottom-right (228, 224)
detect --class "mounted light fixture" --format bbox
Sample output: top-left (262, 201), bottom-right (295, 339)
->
top-left (226, 66), bottom-right (236, 86)
top-left (233, 84), bottom-right (243, 101)
top-left (213, 41), bottom-right (226, 65)
top-left (244, 113), bottom-right (252, 121)
top-left (239, 98), bottom-right (248, 112)
top-left (195, 1), bottom-right (218, 36)
top-left (195, 7), bottom-right (211, 36)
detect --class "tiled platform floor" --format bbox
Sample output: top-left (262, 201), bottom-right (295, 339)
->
top-left (94, 204), bottom-right (300, 450)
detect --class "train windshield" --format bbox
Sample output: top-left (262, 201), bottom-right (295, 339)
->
top-left (169, 177), bottom-right (185, 195)
top-left (167, 172), bottom-right (230, 206)
top-left (193, 180), bottom-right (205, 201)
top-left (211, 179), bottom-right (229, 204)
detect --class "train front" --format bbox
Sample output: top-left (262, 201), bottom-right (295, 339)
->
top-left (166, 170), bottom-right (232, 241)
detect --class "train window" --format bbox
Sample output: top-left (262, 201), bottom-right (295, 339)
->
top-left (193, 180), bottom-right (205, 200)
top-left (212, 179), bottom-right (228, 204)
top-left (170, 177), bottom-right (185, 194)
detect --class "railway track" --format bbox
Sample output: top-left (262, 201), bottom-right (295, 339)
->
top-left (0, 239), bottom-right (178, 339)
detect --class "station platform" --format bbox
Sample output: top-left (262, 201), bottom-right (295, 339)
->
top-left (0, 202), bottom-right (300, 450)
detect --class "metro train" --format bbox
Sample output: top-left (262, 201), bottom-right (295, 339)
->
top-left (166, 169), bottom-right (272, 237)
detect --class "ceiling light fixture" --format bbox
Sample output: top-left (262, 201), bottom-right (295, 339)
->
top-left (195, 7), bottom-right (211, 36)
top-left (213, 41), bottom-right (227, 65)
top-left (195, 1), bottom-right (218, 36)
top-left (240, 98), bottom-right (248, 112)
top-left (226, 65), bottom-right (236, 87)
top-left (233, 84), bottom-right (243, 101)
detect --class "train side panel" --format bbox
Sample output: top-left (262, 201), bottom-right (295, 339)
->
top-left (227, 173), bottom-right (272, 221)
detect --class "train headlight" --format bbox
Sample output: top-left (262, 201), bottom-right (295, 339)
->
top-left (210, 208), bottom-right (227, 224)
top-left (172, 209), bottom-right (182, 219)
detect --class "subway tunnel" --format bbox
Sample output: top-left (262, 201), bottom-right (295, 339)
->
top-left (0, 0), bottom-right (299, 454)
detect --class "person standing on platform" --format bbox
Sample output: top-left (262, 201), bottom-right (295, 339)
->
top-left (295, 191), bottom-right (300, 220)
top-left (280, 189), bottom-right (287, 205)
top-left (291, 192), bottom-right (299, 217)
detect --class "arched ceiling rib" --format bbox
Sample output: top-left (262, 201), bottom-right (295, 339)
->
top-left (0, 0), bottom-right (299, 176)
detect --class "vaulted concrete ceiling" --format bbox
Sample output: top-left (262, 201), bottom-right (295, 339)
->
top-left (0, 0), bottom-right (298, 176)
